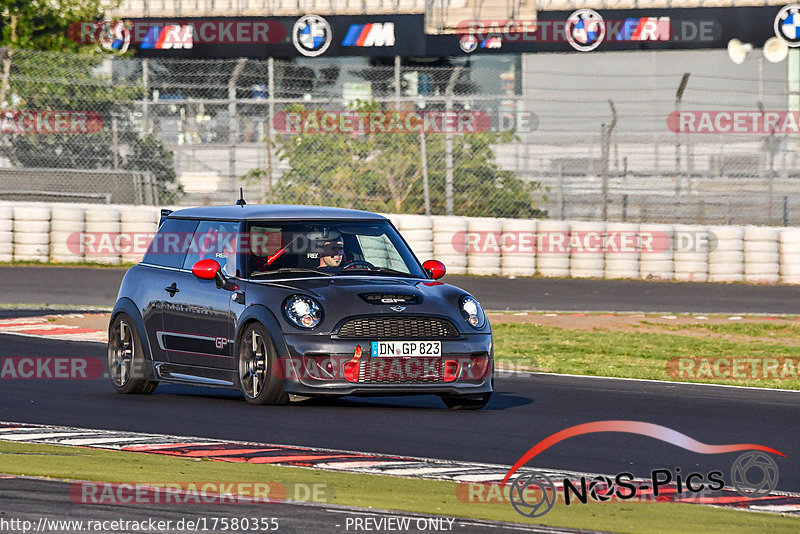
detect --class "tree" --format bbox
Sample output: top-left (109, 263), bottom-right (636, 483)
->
top-left (0, 1), bottom-right (181, 203)
top-left (243, 101), bottom-right (546, 218)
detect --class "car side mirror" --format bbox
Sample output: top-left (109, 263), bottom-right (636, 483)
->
top-left (422, 259), bottom-right (446, 280)
top-left (192, 259), bottom-right (221, 280)
top-left (192, 259), bottom-right (239, 290)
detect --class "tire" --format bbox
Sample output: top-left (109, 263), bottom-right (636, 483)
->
top-left (14, 232), bottom-right (49, 245)
top-left (237, 323), bottom-right (288, 405)
top-left (51, 208), bottom-right (85, 222)
top-left (14, 220), bottom-right (50, 233)
top-left (397, 215), bottom-right (433, 231)
top-left (441, 392), bottom-right (492, 410)
top-left (709, 226), bottom-right (744, 241)
top-left (13, 207), bottom-right (50, 221)
top-left (107, 313), bottom-right (158, 395)
top-left (744, 241), bottom-right (779, 254)
top-left (401, 229), bottom-right (432, 242)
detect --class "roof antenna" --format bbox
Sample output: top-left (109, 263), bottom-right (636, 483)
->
top-left (236, 187), bottom-right (247, 207)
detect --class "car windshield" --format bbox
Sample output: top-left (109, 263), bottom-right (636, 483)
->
top-left (246, 220), bottom-right (426, 279)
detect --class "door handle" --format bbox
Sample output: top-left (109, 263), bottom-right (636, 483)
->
top-left (165, 283), bottom-right (180, 297)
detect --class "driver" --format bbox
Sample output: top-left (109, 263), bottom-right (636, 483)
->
top-left (316, 237), bottom-right (344, 268)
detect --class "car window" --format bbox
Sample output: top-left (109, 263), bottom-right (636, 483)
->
top-left (142, 218), bottom-right (199, 269)
top-left (356, 234), bottom-right (408, 272)
top-left (246, 220), bottom-right (424, 278)
top-left (182, 220), bottom-right (241, 277)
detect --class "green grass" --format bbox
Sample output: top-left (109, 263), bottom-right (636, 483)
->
top-left (641, 321), bottom-right (800, 340)
top-left (1, 441), bottom-right (798, 533)
top-left (492, 323), bottom-right (800, 388)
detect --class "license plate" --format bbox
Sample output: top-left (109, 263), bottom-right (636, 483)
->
top-left (371, 341), bottom-right (441, 358)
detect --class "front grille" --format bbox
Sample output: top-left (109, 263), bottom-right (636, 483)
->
top-left (359, 357), bottom-right (442, 383)
top-left (337, 316), bottom-right (459, 339)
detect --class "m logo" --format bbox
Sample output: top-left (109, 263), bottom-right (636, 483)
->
top-left (390, 306), bottom-right (406, 312)
top-left (342, 23), bottom-right (395, 47)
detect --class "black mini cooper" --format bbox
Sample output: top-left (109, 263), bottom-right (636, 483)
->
top-left (108, 204), bottom-right (494, 409)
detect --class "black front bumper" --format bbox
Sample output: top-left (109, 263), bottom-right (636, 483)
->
top-left (278, 332), bottom-right (494, 397)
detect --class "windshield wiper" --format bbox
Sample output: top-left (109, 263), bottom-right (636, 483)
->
top-left (341, 265), bottom-right (413, 277)
top-left (252, 268), bottom-right (334, 277)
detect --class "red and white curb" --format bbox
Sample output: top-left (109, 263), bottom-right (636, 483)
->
top-left (0, 316), bottom-right (107, 344)
top-left (1, 422), bottom-right (798, 515)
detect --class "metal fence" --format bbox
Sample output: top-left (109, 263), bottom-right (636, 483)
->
top-left (1, 48), bottom-right (799, 224)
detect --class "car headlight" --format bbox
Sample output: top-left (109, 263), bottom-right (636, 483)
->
top-left (284, 295), bottom-right (323, 329)
top-left (460, 295), bottom-right (485, 328)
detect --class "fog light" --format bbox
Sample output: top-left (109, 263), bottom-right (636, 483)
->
top-left (443, 360), bottom-right (459, 382)
top-left (342, 345), bottom-right (362, 383)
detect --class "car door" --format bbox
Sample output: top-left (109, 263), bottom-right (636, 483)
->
top-left (160, 220), bottom-right (240, 370)
top-left (139, 217), bottom-right (200, 364)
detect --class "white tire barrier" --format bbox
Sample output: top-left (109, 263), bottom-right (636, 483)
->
top-left (536, 220), bottom-right (570, 276)
top-left (120, 220), bottom-right (157, 264)
top-left (13, 206), bottom-right (50, 262)
top-left (51, 207), bottom-right (85, 263)
top-left (432, 216), bottom-right (467, 274)
top-left (604, 222), bottom-right (639, 279)
top-left (398, 215), bottom-right (433, 261)
top-left (743, 226), bottom-right (779, 283)
top-left (780, 229), bottom-right (800, 283)
top-left (500, 218), bottom-right (536, 277)
top-left (569, 221), bottom-right (605, 279)
top-left (673, 225), bottom-right (708, 282)
top-left (639, 224), bottom-right (674, 280)
top-left (467, 217), bottom-right (501, 276)
top-left (0, 207), bottom-right (11, 233)
top-left (85, 212), bottom-right (121, 264)
top-left (708, 225), bottom-right (744, 282)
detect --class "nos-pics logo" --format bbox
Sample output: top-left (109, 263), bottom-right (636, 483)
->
top-left (503, 420), bottom-right (784, 517)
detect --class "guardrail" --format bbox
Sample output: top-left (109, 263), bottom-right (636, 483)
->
top-left (1, 201), bottom-right (797, 285)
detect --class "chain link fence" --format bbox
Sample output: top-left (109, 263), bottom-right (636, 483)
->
top-left (0, 48), bottom-right (799, 224)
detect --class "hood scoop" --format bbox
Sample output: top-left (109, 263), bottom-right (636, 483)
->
top-left (360, 293), bottom-right (419, 305)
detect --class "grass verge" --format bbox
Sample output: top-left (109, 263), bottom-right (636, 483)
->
top-left (492, 321), bottom-right (800, 389)
top-left (0, 441), bottom-right (798, 533)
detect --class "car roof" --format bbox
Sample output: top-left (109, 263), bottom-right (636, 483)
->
top-left (168, 204), bottom-right (388, 221)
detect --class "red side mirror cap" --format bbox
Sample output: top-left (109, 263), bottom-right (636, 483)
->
top-left (192, 259), bottom-right (221, 280)
top-left (422, 259), bottom-right (446, 280)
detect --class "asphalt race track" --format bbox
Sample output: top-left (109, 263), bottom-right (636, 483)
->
top-left (2, 334), bottom-right (799, 495)
top-left (4, 266), bottom-right (800, 313)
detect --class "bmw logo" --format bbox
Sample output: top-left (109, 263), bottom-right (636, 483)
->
top-left (775, 4), bottom-right (800, 47)
top-left (98, 20), bottom-right (131, 55)
top-left (292, 14), bottom-right (332, 57)
top-left (566, 9), bottom-right (605, 52)
top-left (459, 35), bottom-right (478, 53)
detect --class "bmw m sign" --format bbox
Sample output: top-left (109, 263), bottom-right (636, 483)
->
top-left (131, 14), bottom-right (422, 58)
top-left (342, 23), bottom-right (395, 47)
